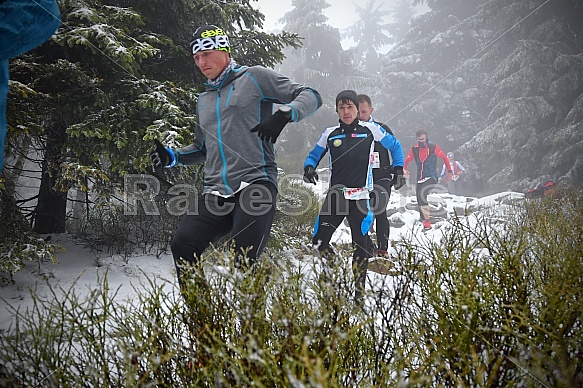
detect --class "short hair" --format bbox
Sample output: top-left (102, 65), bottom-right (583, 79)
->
top-left (416, 129), bottom-right (428, 137)
top-left (335, 90), bottom-right (359, 110)
top-left (357, 94), bottom-right (372, 106)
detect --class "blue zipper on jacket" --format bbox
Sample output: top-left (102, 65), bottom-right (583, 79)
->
top-left (213, 81), bottom-right (231, 195)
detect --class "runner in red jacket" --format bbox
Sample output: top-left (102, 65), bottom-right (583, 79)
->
top-left (403, 130), bottom-right (452, 230)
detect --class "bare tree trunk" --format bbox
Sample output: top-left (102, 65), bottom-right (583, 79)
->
top-left (34, 124), bottom-right (67, 234)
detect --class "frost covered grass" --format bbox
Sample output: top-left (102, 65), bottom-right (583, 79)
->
top-left (0, 188), bottom-right (581, 386)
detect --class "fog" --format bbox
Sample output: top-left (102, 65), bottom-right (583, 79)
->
top-left (254, 0), bottom-right (373, 31)
top-left (250, 0), bottom-right (583, 194)
top-left (253, 0), bottom-right (421, 51)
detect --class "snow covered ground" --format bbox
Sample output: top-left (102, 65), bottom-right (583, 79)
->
top-left (0, 184), bottom-right (525, 332)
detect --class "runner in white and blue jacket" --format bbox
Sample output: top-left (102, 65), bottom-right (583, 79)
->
top-left (149, 25), bottom-right (321, 286)
top-left (302, 90), bottom-right (404, 304)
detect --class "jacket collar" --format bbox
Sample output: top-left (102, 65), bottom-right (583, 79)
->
top-left (339, 118), bottom-right (359, 132)
top-left (204, 64), bottom-right (247, 91)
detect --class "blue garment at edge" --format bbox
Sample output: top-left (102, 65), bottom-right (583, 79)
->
top-left (0, 0), bottom-right (61, 173)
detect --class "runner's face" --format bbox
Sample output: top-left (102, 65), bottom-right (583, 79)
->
top-left (193, 50), bottom-right (230, 79)
top-left (337, 101), bottom-right (358, 125)
top-left (358, 102), bottom-right (373, 121)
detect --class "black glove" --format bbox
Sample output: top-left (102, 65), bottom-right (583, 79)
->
top-left (392, 166), bottom-right (406, 190)
top-left (149, 139), bottom-right (172, 168)
top-left (250, 110), bottom-right (290, 143)
top-left (303, 166), bottom-right (318, 185)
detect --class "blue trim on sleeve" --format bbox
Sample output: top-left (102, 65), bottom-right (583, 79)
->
top-left (360, 199), bottom-right (374, 235)
top-left (379, 135), bottom-right (405, 167)
top-left (166, 148), bottom-right (177, 167)
top-left (304, 88), bottom-right (322, 119)
top-left (312, 215), bottom-right (320, 238)
top-left (288, 104), bottom-right (299, 122)
top-left (304, 144), bottom-right (326, 169)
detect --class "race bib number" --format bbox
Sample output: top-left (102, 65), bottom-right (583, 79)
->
top-left (372, 152), bottom-right (380, 168)
top-left (343, 187), bottom-right (370, 200)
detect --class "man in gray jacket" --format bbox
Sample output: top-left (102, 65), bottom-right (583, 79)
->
top-left (150, 25), bottom-right (321, 286)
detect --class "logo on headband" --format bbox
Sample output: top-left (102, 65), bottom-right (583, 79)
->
top-left (191, 27), bottom-right (231, 55)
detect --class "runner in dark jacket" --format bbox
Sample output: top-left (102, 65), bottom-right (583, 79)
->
top-left (303, 90), bottom-right (404, 304)
top-left (357, 94), bottom-right (402, 256)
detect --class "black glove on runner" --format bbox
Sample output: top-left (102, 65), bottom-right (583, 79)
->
top-left (392, 166), bottom-right (406, 190)
top-left (250, 110), bottom-right (289, 143)
top-left (150, 139), bottom-right (172, 168)
top-left (303, 165), bottom-right (318, 184)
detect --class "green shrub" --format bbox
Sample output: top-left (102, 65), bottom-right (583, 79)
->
top-left (0, 178), bottom-right (59, 279)
top-left (269, 177), bottom-right (321, 250)
top-left (68, 199), bottom-right (178, 262)
top-left (398, 187), bottom-right (583, 386)
top-left (1, 188), bottom-right (581, 386)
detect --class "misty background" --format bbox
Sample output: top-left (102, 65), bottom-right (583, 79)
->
top-left (1, 0), bottom-right (582, 237)
top-left (253, 0), bottom-right (583, 197)
top-left (255, 0), bottom-right (430, 52)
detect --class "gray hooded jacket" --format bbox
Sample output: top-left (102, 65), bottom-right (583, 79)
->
top-left (173, 65), bottom-right (321, 197)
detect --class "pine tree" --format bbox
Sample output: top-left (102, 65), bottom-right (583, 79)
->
top-left (386, 0), bottom-right (416, 46)
top-left (5, 0), bottom-right (300, 233)
top-left (344, 0), bottom-right (393, 74)
top-left (275, 0), bottom-right (356, 161)
top-left (380, 0), bottom-right (583, 193)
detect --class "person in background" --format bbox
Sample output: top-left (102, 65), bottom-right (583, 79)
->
top-left (150, 24), bottom-right (322, 289)
top-left (303, 90), bottom-right (404, 304)
top-left (403, 130), bottom-right (452, 231)
top-left (440, 151), bottom-right (466, 195)
top-left (0, 0), bottom-right (61, 173)
top-left (357, 93), bottom-right (404, 257)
